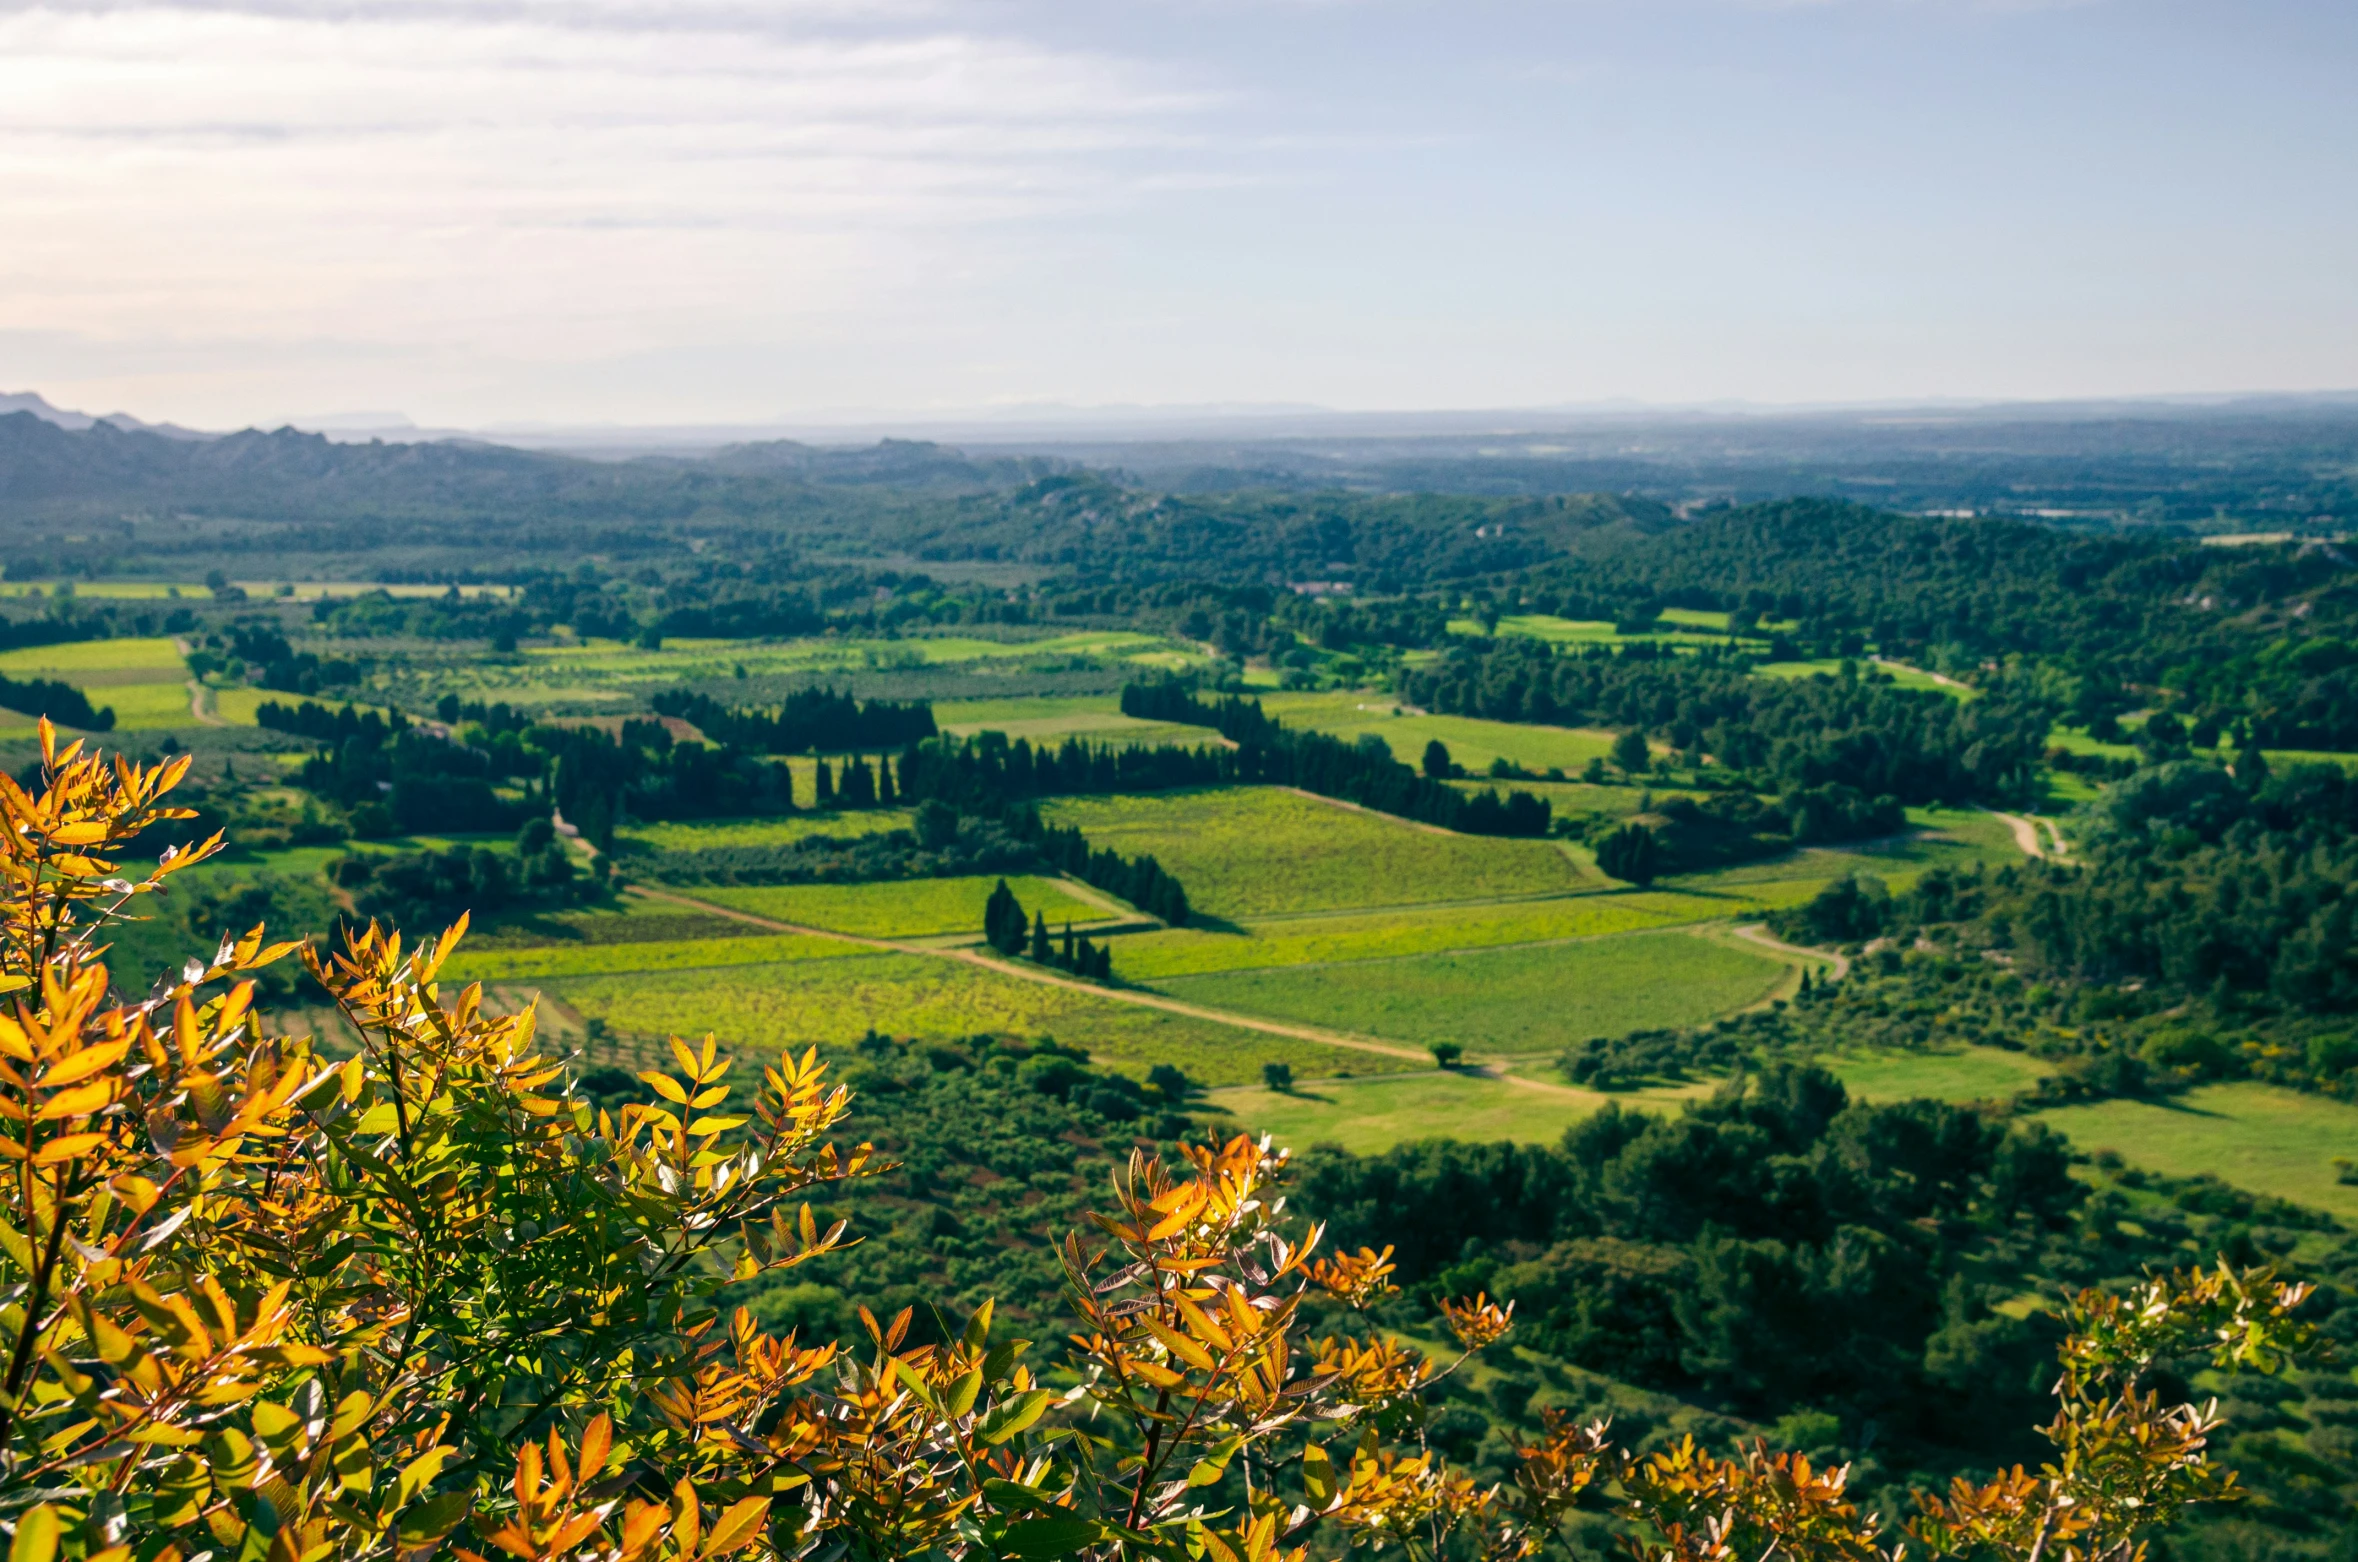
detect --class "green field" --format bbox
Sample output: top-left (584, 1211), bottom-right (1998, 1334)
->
top-left (620, 810), bottom-right (916, 852)
top-left (533, 950), bottom-right (1408, 1086)
top-left (1665, 807), bottom-right (2024, 903)
top-left (1105, 890), bottom-right (1727, 979)
top-left (1251, 693), bottom-right (1629, 774)
top-left (1215, 1070), bottom-right (1693, 1154)
top-left (0, 636), bottom-right (186, 675)
top-left (687, 875), bottom-right (1107, 938)
top-left (1755, 659), bottom-right (1971, 698)
top-left (932, 695), bottom-right (1224, 751)
top-left (1215, 1043), bottom-right (2038, 1156)
top-left (448, 931), bottom-right (863, 982)
top-left (1818, 1046), bottom-right (2052, 1104)
top-left (1446, 614), bottom-right (1749, 651)
top-left (2033, 1083), bottom-right (2358, 1223)
top-left (1041, 787), bottom-right (1584, 918)
top-left (100, 682), bottom-right (201, 730)
top-left (1158, 929), bottom-right (1792, 1055)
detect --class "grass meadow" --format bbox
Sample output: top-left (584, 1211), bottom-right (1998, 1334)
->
top-left (2033, 1083), bottom-right (2358, 1223)
top-left (1214, 1042), bottom-right (2042, 1156)
top-left (689, 875), bottom-right (1107, 938)
top-left (1157, 929), bottom-right (1792, 1055)
top-left (531, 950), bottom-right (1408, 1086)
top-left (1040, 786), bottom-right (1584, 918)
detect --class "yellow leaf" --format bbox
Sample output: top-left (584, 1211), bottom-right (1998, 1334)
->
top-left (699, 1497), bottom-right (771, 1557)
top-left (9, 1506), bottom-right (57, 1562)
top-left (48, 822), bottom-right (111, 846)
top-left (36, 1040), bottom-right (130, 1089)
top-left (639, 1072), bottom-right (691, 1106)
top-left (33, 1133), bottom-right (108, 1165)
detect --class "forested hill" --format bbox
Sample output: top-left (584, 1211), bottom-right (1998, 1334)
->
top-left (0, 411), bottom-right (1652, 587)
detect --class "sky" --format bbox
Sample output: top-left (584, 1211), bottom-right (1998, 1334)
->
top-left (1, 0), bottom-right (2354, 431)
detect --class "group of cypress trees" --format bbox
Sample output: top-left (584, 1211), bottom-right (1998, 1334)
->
top-left (812, 752), bottom-right (898, 808)
top-left (982, 879), bottom-right (1114, 980)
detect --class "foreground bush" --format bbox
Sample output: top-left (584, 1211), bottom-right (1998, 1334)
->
top-left (0, 725), bottom-right (2322, 1562)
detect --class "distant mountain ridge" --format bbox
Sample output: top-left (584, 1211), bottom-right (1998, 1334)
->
top-left (0, 391), bottom-right (212, 442)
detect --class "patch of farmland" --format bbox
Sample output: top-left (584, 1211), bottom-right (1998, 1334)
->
top-left (1040, 787), bottom-right (1583, 918)
top-left (447, 932), bottom-right (862, 983)
top-left (1105, 890), bottom-right (1728, 979)
top-left (1158, 929), bottom-right (1792, 1055)
top-left (100, 682), bottom-right (206, 731)
top-left (0, 637), bottom-right (186, 675)
top-left (539, 951), bottom-right (1409, 1086)
top-left (687, 875), bottom-right (1107, 939)
top-left (620, 810), bottom-right (915, 853)
top-left (1255, 696), bottom-right (1624, 776)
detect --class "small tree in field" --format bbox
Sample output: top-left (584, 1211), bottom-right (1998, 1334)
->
top-left (1262, 1060), bottom-right (1294, 1092)
top-left (1609, 728), bottom-right (1652, 774)
top-left (0, 723), bottom-right (2320, 1562)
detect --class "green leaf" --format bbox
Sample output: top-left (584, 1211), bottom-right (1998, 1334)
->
top-left (1301, 1443), bottom-right (1336, 1506)
top-left (9, 1505), bottom-right (57, 1562)
top-left (998, 1516), bottom-right (1100, 1559)
top-left (1187, 1434), bottom-right (1244, 1488)
top-left (977, 1389), bottom-right (1053, 1446)
top-left (945, 1368), bottom-right (985, 1419)
top-left (981, 1338), bottom-right (1033, 1382)
top-left (982, 1478), bottom-right (1059, 1515)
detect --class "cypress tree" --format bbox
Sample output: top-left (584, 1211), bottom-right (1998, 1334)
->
top-left (814, 758), bottom-right (835, 807)
top-left (877, 754), bottom-right (897, 804)
top-left (1030, 911), bottom-right (1051, 963)
top-left (1061, 921), bottom-right (1076, 970)
top-left (841, 756), bottom-right (877, 808)
top-left (983, 878), bottom-right (1025, 956)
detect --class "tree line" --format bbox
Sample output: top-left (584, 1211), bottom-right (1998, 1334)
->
top-left (1398, 638), bottom-right (2049, 808)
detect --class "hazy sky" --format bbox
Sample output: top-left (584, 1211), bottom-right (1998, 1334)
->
top-left (3, 0), bottom-right (2353, 429)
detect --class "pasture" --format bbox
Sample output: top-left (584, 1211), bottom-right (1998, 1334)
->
top-left (686, 875), bottom-right (1108, 939)
top-left (533, 950), bottom-right (1408, 1086)
top-left (1041, 786), bottom-right (1584, 918)
top-left (2033, 1083), bottom-right (2358, 1223)
top-left (1156, 928), bottom-right (1793, 1055)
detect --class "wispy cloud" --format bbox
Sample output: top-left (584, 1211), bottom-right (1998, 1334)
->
top-left (0, 1), bottom-right (1218, 406)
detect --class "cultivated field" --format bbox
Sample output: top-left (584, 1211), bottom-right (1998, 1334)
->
top-left (619, 810), bottom-right (917, 852)
top-left (1103, 890), bottom-right (1729, 979)
top-left (530, 949), bottom-right (1406, 1086)
top-left (1157, 928), bottom-right (1792, 1055)
top-left (686, 875), bottom-right (1108, 939)
top-left (1041, 786), bottom-right (1584, 918)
